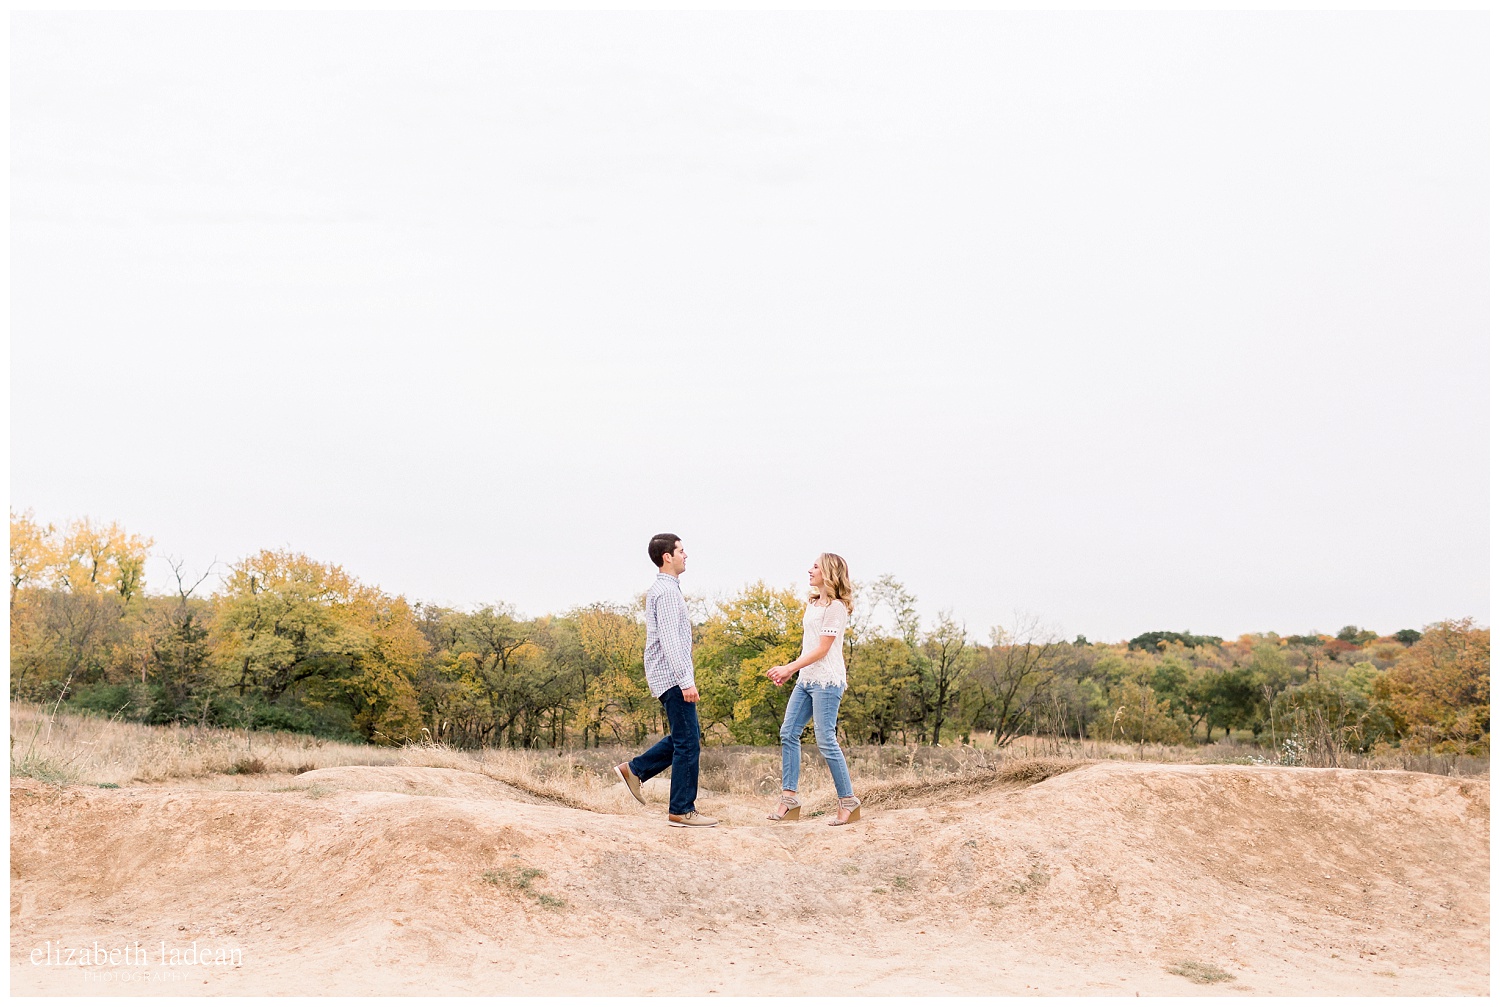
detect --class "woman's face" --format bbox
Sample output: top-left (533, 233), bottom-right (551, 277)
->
top-left (808, 560), bottom-right (824, 590)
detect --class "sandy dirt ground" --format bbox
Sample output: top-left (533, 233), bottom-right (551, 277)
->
top-left (11, 761), bottom-right (1488, 996)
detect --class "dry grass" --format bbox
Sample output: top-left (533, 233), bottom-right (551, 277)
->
top-left (1168, 961), bottom-right (1235, 984)
top-left (961, 731), bottom-right (1490, 777)
top-left (10, 703), bottom-right (1486, 810)
top-left (9, 703), bottom-right (403, 787)
top-left (859, 758), bottom-right (1084, 808)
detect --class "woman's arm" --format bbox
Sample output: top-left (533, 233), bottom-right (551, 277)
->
top-left (783, 635), bottom-right (835, 673)
top-left (766, 627), bottom-right (835, 685)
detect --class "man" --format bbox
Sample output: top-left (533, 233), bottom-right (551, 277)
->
top-left (614, 533), bottom-right (717, 828)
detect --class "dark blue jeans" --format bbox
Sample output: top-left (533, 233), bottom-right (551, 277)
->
top-left (628, 686), bottom-right (700, 816)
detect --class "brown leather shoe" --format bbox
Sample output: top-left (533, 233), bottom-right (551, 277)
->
top-left (614, 763), bottom-right (645, 806)
top-left (667, 811), bottom-right (718, 828)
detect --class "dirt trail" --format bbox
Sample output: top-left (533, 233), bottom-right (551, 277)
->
top-left (11, 761), bottom-right (1488, 995)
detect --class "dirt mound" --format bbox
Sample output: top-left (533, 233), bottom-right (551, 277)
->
top-left (859, 756), bottom-right (1083, 808)
top-left (292, 766), bottom-right (549, 804)
top-left (11, 762), bottom-right (1487, 995)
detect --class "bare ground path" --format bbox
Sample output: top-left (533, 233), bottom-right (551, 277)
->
top-left (11, 761), bottom-right (1488, 995)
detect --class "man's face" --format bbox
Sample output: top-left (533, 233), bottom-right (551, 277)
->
top-left (666, 541), bottom-right (687, 576)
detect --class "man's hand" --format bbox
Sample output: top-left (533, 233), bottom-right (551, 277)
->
top-left (681, 685), bottom-right (700, 703)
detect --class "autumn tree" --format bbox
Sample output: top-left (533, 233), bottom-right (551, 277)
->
top-left (921, 612), bottom-right (972, 745)
top-left (842, 636), bottom-right (918, 744)
top-left (967, 618), bottom-right (1064, 747)
top-left (1095, 679), bottom-right (1189, 745)
top-left (55, 518), bottom-right (153, 603)
top-left (212, 550), bottom-right (424, 742)
top-left (1375, 618), bottom-right (1489, 755)
top-left (8, 513), bottom-right (151, 704)
top-left (10, 509), bottom-right (56, 610)
top-left (142, 558), bottom-right (219, 723)
top-left (695, 582), bottom-right (803, 744)
top-left (1271, 660), bottom-right (1394, 762)
top-left (575, 603), bottom-right (651, 746)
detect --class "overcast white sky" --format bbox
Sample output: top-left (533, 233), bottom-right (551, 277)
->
top-left (11, 12), bottom-right (1488, 643)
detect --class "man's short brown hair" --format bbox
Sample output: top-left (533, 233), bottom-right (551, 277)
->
top-left (648, 533), bottom-right (681, 568)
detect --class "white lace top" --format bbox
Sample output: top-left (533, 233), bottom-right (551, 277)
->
top-left (796, 599), bottom-right (849, 686)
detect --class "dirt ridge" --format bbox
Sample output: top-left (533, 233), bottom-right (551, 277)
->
top-left (11, 762), bottom-right (1488, 995)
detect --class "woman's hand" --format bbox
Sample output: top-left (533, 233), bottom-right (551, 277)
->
top-left (765, 665), bottom-right (791, 686)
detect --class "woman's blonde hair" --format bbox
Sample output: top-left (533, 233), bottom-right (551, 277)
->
top-left (811, 552), bottom-right (854, 614)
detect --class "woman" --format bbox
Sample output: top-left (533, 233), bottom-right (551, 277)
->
top-left (764, 553), bottom-right (860, 826)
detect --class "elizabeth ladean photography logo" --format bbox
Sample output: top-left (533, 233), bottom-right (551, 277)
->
top-left (31, 939), bottom-right (243, 977)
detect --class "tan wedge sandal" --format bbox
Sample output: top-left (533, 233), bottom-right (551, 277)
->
top-left (767, 794), bottom-right (801, 822)
top-left (828, 795), bottom-right (861, 826)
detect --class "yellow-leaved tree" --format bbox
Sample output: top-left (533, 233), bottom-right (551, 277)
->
top-left (1375, 618), bottom-right (1490, 755)
top-left (9, 512), bottom-right (153, 702)
top-left (695, 582), bottom-right (804, 744)
top-left (55, 518), bottom-right (153, 603)
top-left (574, 603), bottom-right (651, 746)
top-left (212, 550), bottom-right (424, 743)
top-left (10, 509), bottom-right (56, 610)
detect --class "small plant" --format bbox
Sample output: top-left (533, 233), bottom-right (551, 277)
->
top-left (13, 755), bottom-right (75, 785)
top-left (1278, 735), bottom-right (1305, 767)
top-left (230, 756), bottom-right (267, 775)
top-left (892, 875), bottom-right (912, 890)
top-left (1010, 867), bottom-right (1051, 895)
top-left (1247, 734), bottom-right (1306, 768)
top-left (840, 863), bottom-right (860, 875)
top-left (11, 674), bottom-right (83, 784)
top-left (95, 782), bottom-right (120, 789)
top-left (482, 866), bottom-right (565, 909)
top-left (1168, 961), bottom-right (1234, 984)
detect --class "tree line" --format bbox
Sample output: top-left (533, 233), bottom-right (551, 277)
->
top-left (10, 512), bottom-right (1489, 758)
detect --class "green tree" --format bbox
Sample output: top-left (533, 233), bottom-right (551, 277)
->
top-left (921, 612), bottom-right (973, 745)
top-left (211, 550), bottom-right (424, 742)
top-left (1094, 680), bottom-right (1188, 745)
top-left (696, 583), bottom-right (803, 744)
top-left (842, 636), bottom-right (917, 744)
top-left (967, 619), bottom-right (1063, 747)
top-left (575, 603), bottom-right (651, 746)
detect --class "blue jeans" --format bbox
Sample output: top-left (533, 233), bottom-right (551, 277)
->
top-left (628, 686), bottom-right (700, 816)
top-left (779, 680), bottom-right (854, 799)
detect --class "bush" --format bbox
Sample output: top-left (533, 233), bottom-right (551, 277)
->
top-left (1091, 682), bottom-right (1189, 745)
top-left (67, 681), bottom-right (149, 718)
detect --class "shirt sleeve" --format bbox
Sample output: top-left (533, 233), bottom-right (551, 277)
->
top-left (819, 601), bottom-right (848, 636)
top-left (659, 588), bottom-right (696, 692)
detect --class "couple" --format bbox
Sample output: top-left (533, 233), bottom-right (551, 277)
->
top-left (613, 533), bottom-right (862, 828)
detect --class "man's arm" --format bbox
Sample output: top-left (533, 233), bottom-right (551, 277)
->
top-left (659, 588), bottom-right (697, 699)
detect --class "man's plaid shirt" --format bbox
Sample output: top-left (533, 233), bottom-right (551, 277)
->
top-left (644, 572), bottom-right (695, 698)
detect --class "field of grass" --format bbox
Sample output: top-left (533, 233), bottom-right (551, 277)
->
top-left (9, 702), bottom-right (1486, 808)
